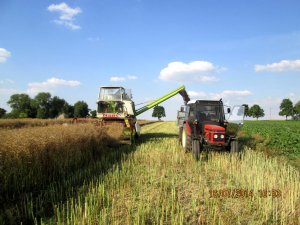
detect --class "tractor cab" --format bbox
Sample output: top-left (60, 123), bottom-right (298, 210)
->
top-left (178, 100), bottom-right (226, 130)
top-left (193, 100), bottom-right (226, 125)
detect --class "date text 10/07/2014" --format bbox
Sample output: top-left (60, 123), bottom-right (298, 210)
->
top-left (209, 189), bottom-right (282, 198)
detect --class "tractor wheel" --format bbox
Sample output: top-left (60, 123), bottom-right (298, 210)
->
top-left (182, 126), bottom-right (191, 152)
top-left (134, 131), bottom-right (139, 140)
top-left (130, 129), bottom-right (137, 145)
top-left (178, 127), bottom-right (183, 144)
top-left (192, 139), bottom-right (200, 161)
top-left (204, 146), bottom-right (209, 161)
top-left (230, 140), bottom-right (238, 153)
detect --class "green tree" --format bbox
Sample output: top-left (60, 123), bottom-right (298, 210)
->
top-left (279, 98), bottom-right (294, 120)
top-left (152, 105), bottom-right (166, 120)
top-left (63, 103), bottom-right (74, 118)
top-left (32, 92), bottom-right (52, 119)
top-left (74, 101), bottom-right (89, 118)
top-left (249, 104), bottom-right (265, 120)
top-left (294, 101), bottom-right (300, 119)
top-left (90, 110), bottom-right (97, 118)
top-left (0, 108), bottom-right (6, 118)
top-left (49, 96), bottom-right (67, 118)
top-left (7, 93), bottom-right (32, 118)
top-left (242, 104), bottom-right (250, 117)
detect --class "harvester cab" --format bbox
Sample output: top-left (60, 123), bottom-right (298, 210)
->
top-left (178, 99), bottom-right (245, 160)
top-left (97, 87), bottom-right (135, 117)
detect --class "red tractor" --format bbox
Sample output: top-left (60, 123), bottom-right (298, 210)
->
top-left (177, 99), bottom-right (244, 160)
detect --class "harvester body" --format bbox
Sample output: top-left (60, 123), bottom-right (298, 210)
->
top-left (178, 99), bottom-right (245, 160)
top-left (97, 85), bottom-right (189, 144)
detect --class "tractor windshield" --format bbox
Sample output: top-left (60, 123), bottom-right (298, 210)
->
top-left (195, 103), bottom-right (224, 122)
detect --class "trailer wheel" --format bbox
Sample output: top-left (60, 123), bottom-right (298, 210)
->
top-left (230, 140), bottom-right (238, 153)
top-left (192, 139), bottom-right (200, 161)
top-left (182, 126), bottom-right (191, 152)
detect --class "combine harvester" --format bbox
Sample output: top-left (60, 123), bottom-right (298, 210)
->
top-left (96, 85), bottom-right (190, 144)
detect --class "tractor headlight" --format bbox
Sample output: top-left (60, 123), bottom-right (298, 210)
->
top-left (214, 134), bottom-right (218, 139)
top-left (220, 134), bottom-right (224, 139)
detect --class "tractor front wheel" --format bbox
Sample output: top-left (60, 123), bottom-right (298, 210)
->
top-left (230, 140), bottom-right (238, 153)
top-left (182, 126), bottom-right (191, 152)
top-left (192, 139), bottom-right (200, 161)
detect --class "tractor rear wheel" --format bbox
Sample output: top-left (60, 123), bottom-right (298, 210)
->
top-left (230, 140), bottom-right (238, 153)
top-left (182, 126), bottom-right (191, 152)
top-left (192, 139), bottom-right (200, 161)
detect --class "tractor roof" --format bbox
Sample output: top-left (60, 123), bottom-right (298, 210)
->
top-left (188, 99), bottom-right (223, 105)
top-left (100, 86), bottom-right (125, 89)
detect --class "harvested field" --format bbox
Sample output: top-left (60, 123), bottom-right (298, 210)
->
top-left (0, 121), bottom-right (299, 224)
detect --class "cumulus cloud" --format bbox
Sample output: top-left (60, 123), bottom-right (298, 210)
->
top-left (159, 60), bottom-right (224, 83)
top-left (110, 76), bottom-right (126, 82)
top-left (209, 90), bottom-right (252, 100)
top-left (255, 59), bottom-right (300, 72)
top-left (47, 2), bottom-right (82, 30)
top-left (127, 75), bottom-right (137, 80)
top-left (0, 48), bottom-right (11, 63)
top-left (27, 77), bottom-right (81, 95)
top-left (187, 91), bottom-right (207, 97)
top-left (0, 88), bottom-right (18, 95)
top-left (110, 75), bottom-right (138, 82)
top-left (0, 79), bottom-right (14, 84)
top-left (186, 90), bottom-right (252, 101)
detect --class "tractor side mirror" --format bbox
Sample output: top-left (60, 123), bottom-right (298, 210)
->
top-left (227, 108), bottom-right (231, 114)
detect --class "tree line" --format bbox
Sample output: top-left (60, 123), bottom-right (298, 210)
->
top-left (243, 98), bottom-right (300, 120)
top-left (0, 94), bottom-right (299, 120)
top-left (0, 92), bottom-right (97, 119)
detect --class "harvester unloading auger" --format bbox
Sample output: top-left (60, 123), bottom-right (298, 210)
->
top-left (96, 85), bottom-right (190, 144)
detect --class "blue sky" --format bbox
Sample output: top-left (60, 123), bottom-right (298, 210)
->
top-left (1, 0), bottom-right (300, 120)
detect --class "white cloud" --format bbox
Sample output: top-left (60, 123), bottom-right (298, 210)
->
top-left (47, 2), bottom-right (82, 30)
top-left (159, 60), bottom-right (224, 83)
top-left (289, 92), bottom-right (295, 97)
top-left (0, 79), bottom-right (14, 84)
top-left (0, 88), bottom-right (18, 95)
top-left (255, 59), bottom-right (300, 72)
top-left (110, 76), bottom-right (126, 82)
top-left (110, 75), bottom-right (138, 82)
top-left (185, 90), bottom-right (252, 101)
top-left (187, 91), bottom-right (207, 97)
top-left (0, 48), bottom-right (11, 63)
top-left (127, 75), bottom-right (137, 80)
top-left (27, 77), bottom-right (80, 95)
top-left (53, 19), bottom-right (81, 30)
top-left (209, 90), bottom-right (252, 100)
